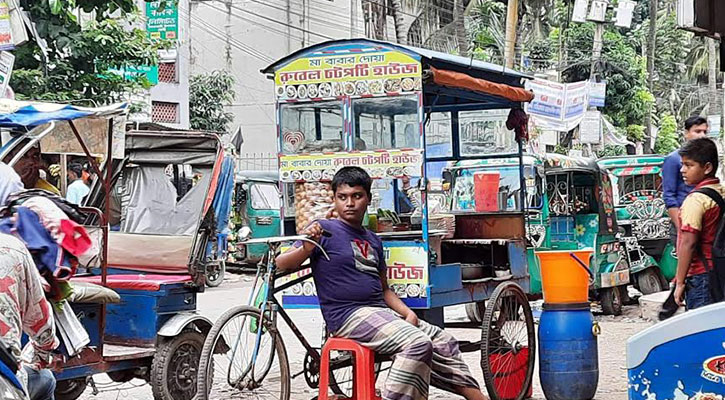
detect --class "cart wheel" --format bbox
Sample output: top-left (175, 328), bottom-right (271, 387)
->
top-left (465, 302), bottom-right (486, 323)
top-left (55, 378), bottom-right (88, 400)
top-left (480, 282), bottom-right (535, 400)
top-left (637, 268), bottom-right (666, 295)
top-left (600, 287), bottom-right (623, 316)
top-left (205, 260), bottom-right (225, 288)
top-left (151, 330), bottom-right (205, 400)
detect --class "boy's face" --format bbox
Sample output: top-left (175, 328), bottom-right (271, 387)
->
top-left (333, 184), bottom-right (370, 226)
top-left (681, 155), bottom-right (713, 186)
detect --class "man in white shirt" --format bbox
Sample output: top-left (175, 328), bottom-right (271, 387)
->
top-left (65, 163), bottom-right (89, 205)
top-left (0, 162), bottom-right (23, 206)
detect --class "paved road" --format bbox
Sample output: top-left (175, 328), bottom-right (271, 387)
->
top-left (76, 274), bottom-right (648, 400)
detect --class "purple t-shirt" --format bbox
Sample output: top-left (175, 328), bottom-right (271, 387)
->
top-left (304, 219), bottom-right (387, 333)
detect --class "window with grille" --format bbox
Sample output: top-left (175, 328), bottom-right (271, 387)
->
top-left (158, 62), bottom-right (177, 83)
top-left (152, 101), bottom-right (179, 123)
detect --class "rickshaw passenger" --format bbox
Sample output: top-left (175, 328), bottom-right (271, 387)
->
top-left (5, 144), bottom-right (60, 195)
top-left (277, 167), bottom-right (487, 400)
top-left (0, 233), bottom-right (58, 400)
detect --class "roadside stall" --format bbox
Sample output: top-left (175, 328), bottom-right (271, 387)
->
top-left (540, 154), bottom-right (629, 315)
top-left (598, 156), bottom-right (672, 294)
top-left (262, 38), bottom-right (537, 400)
top-left (0, 101), bottom-right (226, 400)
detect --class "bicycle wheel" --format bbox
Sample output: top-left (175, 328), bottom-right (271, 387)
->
top-left (197, 305), bottom-right (290, 400)
top-left (480, 282), bottom-right (535, 400)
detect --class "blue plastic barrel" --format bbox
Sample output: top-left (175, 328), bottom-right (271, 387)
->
top-left (538, 308), bottom-right (599, 400)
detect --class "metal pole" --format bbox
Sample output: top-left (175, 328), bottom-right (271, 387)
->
top-left (590, 22), bottom-right (604, 80)
top-left (504, 0), bottom-right (519, 68)
top-left (98, 117), bottom-right (113, 360)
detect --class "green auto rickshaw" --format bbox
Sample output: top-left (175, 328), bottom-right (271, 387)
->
top-left (598, 156), bottom-right (673, 294)
top-left (226, 170), bottom-right (281, 272)
top-left (541, 154), bottom-right (630, 315)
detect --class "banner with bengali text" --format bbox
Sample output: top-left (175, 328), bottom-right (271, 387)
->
top-left (279, 149), bottom-right (423, 182)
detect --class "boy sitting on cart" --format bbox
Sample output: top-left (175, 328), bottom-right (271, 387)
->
top-left (277, 167), bottom-right (487, 400)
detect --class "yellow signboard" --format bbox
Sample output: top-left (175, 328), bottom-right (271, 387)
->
top-left (279, 149), bottom-right (423, 182)
top-left (274, 50), bottom-right (422, 99)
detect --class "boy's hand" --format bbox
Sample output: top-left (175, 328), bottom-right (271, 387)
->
top-left (302, 222), bottom-right (323, 252)
top-left (674, 282), bottom-right (686, 306)
top-left (404, 311), bottom-right (419, 327)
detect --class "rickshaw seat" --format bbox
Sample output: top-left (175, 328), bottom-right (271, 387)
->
top-left (71, 274), bottom-right (193, 291)
top-left (107, 232), bottom-right (193, 274)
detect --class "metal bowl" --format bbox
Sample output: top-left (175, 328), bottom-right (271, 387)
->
top-left (461, 263), bottom-right (485, 280)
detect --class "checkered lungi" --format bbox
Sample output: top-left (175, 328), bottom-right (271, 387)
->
top-left (333, 306), bottom-right (480, 400)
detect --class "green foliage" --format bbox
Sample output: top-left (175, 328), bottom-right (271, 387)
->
top-left (189, 70), bottom-right (236, 134)
top-left (597, 145), bottom-right (626, 158)
top-left (654, 114), bottom-right (680, 154)
top-left (625, 124), bottom-right (645, 143)
top-left (469, 1), bottom-right (506, 63)
top-left (13, 0), bottom-right (164, 105)
top-left (553, 144), bottom-right (568, 155)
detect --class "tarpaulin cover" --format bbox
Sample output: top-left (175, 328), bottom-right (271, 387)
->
top-left (107, 233), bottom-right (193, 274)
top-left (120, 165), bottom-right (212, 235)
top-left (430, 67), bottom-right (534, 103)
top-left (72, 274), bottom-right (192, 291)
top-left (209, 156), bottom-right (235, 257)
top-left (0, 100), bottom-right (127, 129)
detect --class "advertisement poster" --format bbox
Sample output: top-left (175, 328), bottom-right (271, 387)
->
top-left (0, 50), bottom-right (13, 97)
top-left (580, 110), bottom-right (602, 144)
top-left (281, 242), bottom-right (429, 309)
top-left (525, 79), bottom-right (590, 132)
top-left (146, 1), bottom-right (178, 41)
top-left (279, 149), bottom-right (423, 182)
top-left (274, 45), bottom-right (422, 100)
top-left (589, 81), bottom-right (606, 107)
top-left (0, 1), bottom-right (12, 50)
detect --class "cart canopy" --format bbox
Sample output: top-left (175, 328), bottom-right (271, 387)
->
top-left (0, 100), bottom-right (127, 129)
top-left (262, 38), bottom-right (533, 111)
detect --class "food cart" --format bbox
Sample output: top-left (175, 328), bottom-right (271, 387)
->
top-left (0, 101), bottom-right (227, 400)
top-left (598, 156), bottom-right (672, 294)
top-left (540, 154), bottom-right (629, 315)
top-left (262, 38), bottom-right (537, 400)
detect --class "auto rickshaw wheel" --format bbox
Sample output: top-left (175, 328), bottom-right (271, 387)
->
top-left (480, 281), bottom-right (535, 400)
top-left (465, 302), bottom-right (486, 323)
top-left (151, 330), bottom-right (205, 400)
top-left (637, 268), bottom-right (667, 295)
top-left (600, 287), bottom-right (623, 316)
top-left (205, 259), bottom-right (226, 288)
top-left (55, 378), bottom-right (88, 400)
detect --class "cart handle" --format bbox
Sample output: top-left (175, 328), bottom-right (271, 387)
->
top-left (569, 252), bottom-right (595, 283)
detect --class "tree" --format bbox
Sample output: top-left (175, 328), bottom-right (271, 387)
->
top-left (189, 70), bottom-right (236, 134)
top-left (13, 1), bottom-right (162, 105)
top-left (654, 114), bottom-right (680, 154)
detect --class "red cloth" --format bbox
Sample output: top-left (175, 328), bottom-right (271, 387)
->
top-left (58, 219), bottom-right (92, 256)
top-left (506, 108), bottom-right (529, 142)
top-left (72, 274), bottom-right (193, 291)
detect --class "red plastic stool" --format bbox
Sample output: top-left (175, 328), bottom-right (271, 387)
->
top-left (318, 337), bottom-right (381, 400)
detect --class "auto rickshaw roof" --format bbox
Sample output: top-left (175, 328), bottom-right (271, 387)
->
top-left (543, 153), bottom-right (600, 172)
top-left (262, 39), bottom-right (533, 111)
top-left (597, 155), bottom-right (665, 169)
top-left (236, 170), bottom-right (279, 183)
top-left (0, 100), bottom-right (127, 129)
top-left (449, 154), bottom-right (544, 169)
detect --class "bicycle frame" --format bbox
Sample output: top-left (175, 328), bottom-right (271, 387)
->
top-left (229, 237), bottom-right (329, 388)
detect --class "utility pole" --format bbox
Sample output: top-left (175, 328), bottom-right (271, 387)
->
top-left (643, 0), bottom-right (657, 154)
top-left (590, 22), bottom-right (604, 80)
top-left (504, 0), bottom-right (519, 68)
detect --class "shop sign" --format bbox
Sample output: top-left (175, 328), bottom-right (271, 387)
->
top-left (274, 46), bottom-right (422, 100)
top-left (146, 1), bottom-right (178, 41)
top-left (279, 149), bottom-right (423, 182)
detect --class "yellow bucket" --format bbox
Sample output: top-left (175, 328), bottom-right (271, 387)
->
top-left (537, 249), bottom-right (594, 304)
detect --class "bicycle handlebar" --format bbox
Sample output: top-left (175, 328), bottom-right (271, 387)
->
top-left (240, 232), bottom-right (331, 261)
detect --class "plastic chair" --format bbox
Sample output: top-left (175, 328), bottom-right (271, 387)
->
top-left (318, 337), bottom-right (381, 400)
